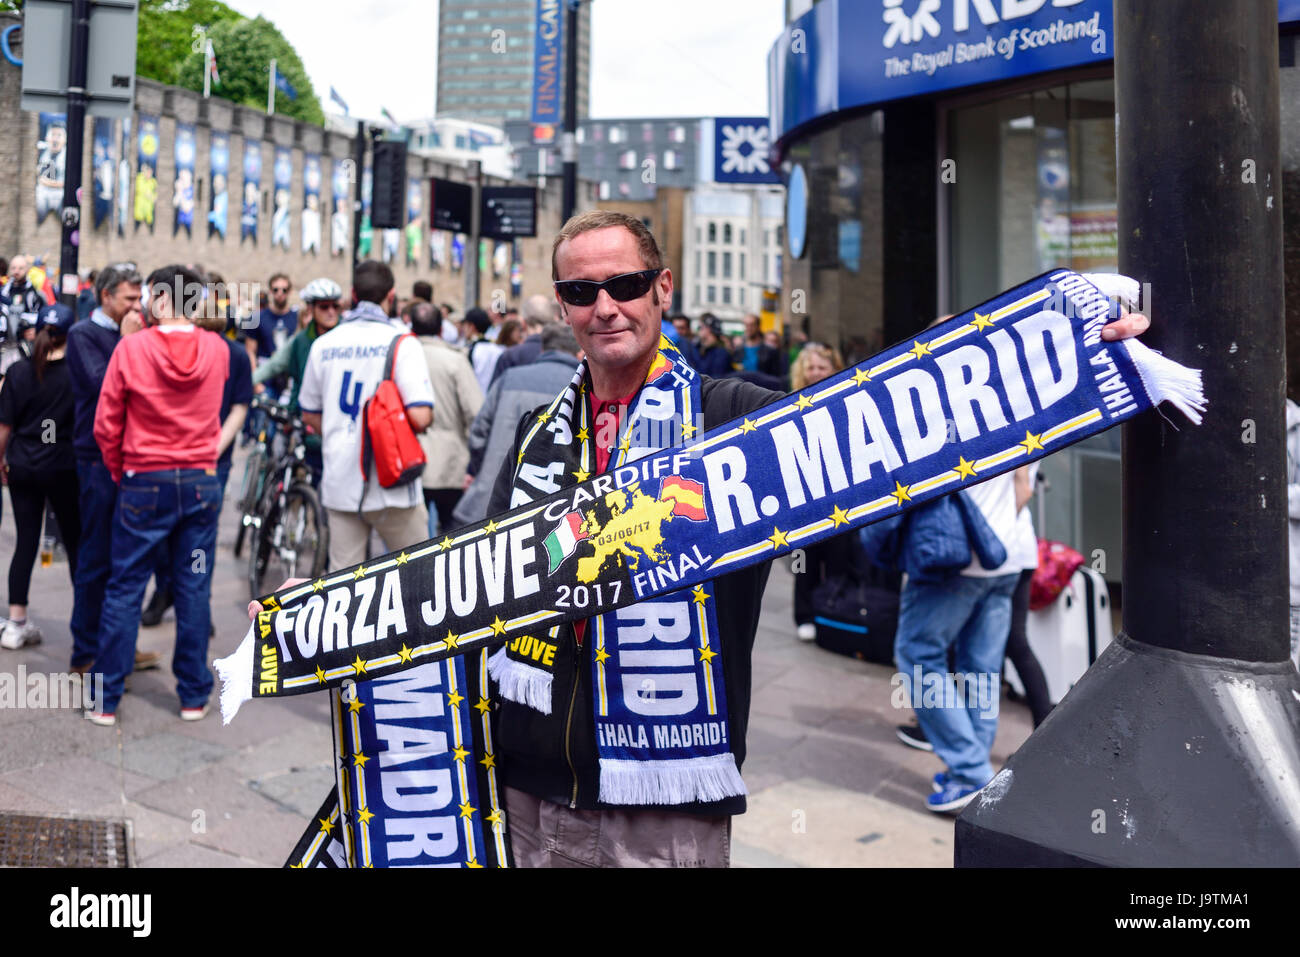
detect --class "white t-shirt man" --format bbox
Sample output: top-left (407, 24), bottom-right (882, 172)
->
top-left (962, 471), bottom-right (1021, 578)
top-left (298, 302), bottom-right (435, 513)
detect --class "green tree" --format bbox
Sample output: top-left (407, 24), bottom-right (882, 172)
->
top-left (176, 15), bottom-right (323, 125)
top-left (137, 0), bottom-right (242, 86)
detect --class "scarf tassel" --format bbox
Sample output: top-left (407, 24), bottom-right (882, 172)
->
top-left (597, 753), bottom-right (748, 806)
top-left (215, 629), bottom-right (254, 725)
top-left (487, 646), bottom-right (554, 715)
top-left (1125, 338), bottom-right (1207, 426)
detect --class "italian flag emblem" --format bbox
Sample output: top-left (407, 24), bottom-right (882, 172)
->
top-left (544, 512), bottom-right (589, 574)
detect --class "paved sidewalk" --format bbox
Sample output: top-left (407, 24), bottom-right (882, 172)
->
top-left (0, 447), bottom-right (1033, 867)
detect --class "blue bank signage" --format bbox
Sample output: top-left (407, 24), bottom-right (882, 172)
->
top-left (531, 0), bottom-right (564, 126)
top-left (713, 117), bottom-right (781, 184)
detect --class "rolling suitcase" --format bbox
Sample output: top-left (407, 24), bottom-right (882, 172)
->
top-left (1006, 566), bottom-right (1114, 704)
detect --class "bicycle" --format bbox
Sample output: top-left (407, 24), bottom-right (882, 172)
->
top-left (247, 401), bottom-right (329, 602)
top-left (232, 396), bottom-right (281, 558)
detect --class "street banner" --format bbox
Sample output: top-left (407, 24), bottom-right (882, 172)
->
top-left (115, 117), bottom-right (132, 238)
top-left (35, 112), bottom-right (67, 227)
top-left (208, 131), bottom-right (230, 241)
top-left (330, 160), bottom-right (350, 257)
top-left (302, 154), bottom-right (322, 255)
top-left (272, 146), bottom-right (292, 250)
top-left (405, 180), bottom-right (423, 267)
top-left (430, 231), bottom-right (446, 269)
top-left (358, 162), bottom-right (373, 258)
top-left (451, 235), bottom-right (464, 271)
top-left (217, 271), bottom-right (1204, 731)
top-left (134, 114), bottom-right (159, 232)
top-left (92, 117), bottom-right (114, 230)
top-left (173, 123), bottom-right (197, 238)
top-left (241, 140), bottom-right (261, 243)
top-left (530, 0), bottom-right (563, 126)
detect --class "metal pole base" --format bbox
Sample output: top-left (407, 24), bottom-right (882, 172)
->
top-left (955, 634), bottom-right (1300, 866)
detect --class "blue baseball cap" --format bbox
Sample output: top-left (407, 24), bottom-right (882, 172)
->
top-left (35, 302), bottom-right (76, 336)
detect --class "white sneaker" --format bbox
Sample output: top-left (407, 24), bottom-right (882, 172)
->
top-left (796, 623), bottom-right (816, 642)
top-left (180, 702), bottom-right (210, 722)
top-left (0, 620), bottom-right (42, 650)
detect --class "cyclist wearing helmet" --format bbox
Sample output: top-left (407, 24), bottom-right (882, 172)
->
top-left (252, 277), bottom-right (343, 413)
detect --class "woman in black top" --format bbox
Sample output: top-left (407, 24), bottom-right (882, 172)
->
top-left (0, 303), bottom-right (80, 650)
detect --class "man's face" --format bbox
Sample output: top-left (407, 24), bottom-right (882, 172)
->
top-left (312, 298), bottom-right (342, 332)
top-left (8, 257), bottom-right (28, 282)
top-left (101, 281), bottom-right (142, 323)
top-left (744, 315), bottom-right (759, 339)
top-left (270, 278), bottom-right (291, 311)
top-left (48, 127), bottom-right (66, 153)
top-left (554, 227), bottom-right (670, 380)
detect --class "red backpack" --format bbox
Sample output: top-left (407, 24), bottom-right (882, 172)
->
top-left (360, 333), bottom-right (427, 489)
top-left (1030, 539), bottom-right (1086, 610)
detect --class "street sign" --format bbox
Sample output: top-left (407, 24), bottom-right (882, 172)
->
top-left (481, 186), bottom-right (536, 240)
top-left (431, 177), bottom-right (473, 235)
top-left (20, 0), bottom-right (138, 119)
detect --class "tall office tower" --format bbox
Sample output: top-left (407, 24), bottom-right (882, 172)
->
top-left (437, 0), bottom-right (591, 127)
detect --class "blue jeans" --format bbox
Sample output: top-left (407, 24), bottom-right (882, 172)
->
top-left (69, 460), bottom-right (118, 669)
top-left (150, 461), bottom-right (230, 595)
top-left (894, 573), bottom-right (1019, 788)
top-left (96, 469), bottom-right (222, 714)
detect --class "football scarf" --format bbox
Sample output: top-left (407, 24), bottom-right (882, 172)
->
top-left (487, 338), bottom-right (744, 805)
top-left (218, 270), bottom-right (1204, 745)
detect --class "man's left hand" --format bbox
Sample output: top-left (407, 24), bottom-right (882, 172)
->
top-left (1101, 311), bottom-right (1150, 341)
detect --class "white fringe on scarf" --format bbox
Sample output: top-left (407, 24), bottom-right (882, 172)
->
top-left (487, 646), bottom-right (553, 715)
top-left (598, 753), bottom-right (748, 806)
top-left (214, 627), bottom-right (255, 724)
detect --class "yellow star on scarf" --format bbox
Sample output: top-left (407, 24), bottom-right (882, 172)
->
top-left (490, 616), bottom-right (507, 636)
top-left (794, 393), bottom-right (813, 410)
top-left (577, 427), bottom-right (589, 442)
top-left (444, 630), bottom-right (460, 649)
top-left (439, 535), bottom-right (454, 551)
top-left (969, 311), bottom-right (995, 331)
top-left (852, 368), bottom-right (871, 386)
top-left (829, 505), bottom-right (850, 528)
top-left (619, 436), bottom-right (631, 453)
top-left (452, 744), bottom-right (469, 764)
top-left (768, 527), bottom-right (789, 549)
top-left (480, 752), bottom-right (497, 770)
top-left (347, 696), bottom-right (365, 714)
top-left (486, 808), bottom-right (504, 826)
top-left (314, 666), bottom-right (327, 685)
top-left (739, 418), bottom-right (758, 434)
top-left (395, 552), bottom-right (408, 566)
top-left (954, 457), bottom-right (978, 480)
top-left (1020, 431), bottom-right (1045, 453)
top-left (484, 519), bottom-right (499, 535)
top-left (465, 858), bottom-right (483, 869)
top-left (397, 644), bottom-right (413, 663)
top-left (537, 412), bottom-right (550, 423)
top-left (698, 644), bottom-right (717, 664)
top-left (357, 806), bottom-right (374, 825)
top-left (891, 481), bottom-right (912, 505)
top-left (353, 566), bottom-right (367, 580)
top-left (312, 579), bottom-right (324, 592)
top-left (517, 450), bottom-right (525, 465)
top-left (909, 340), bottom-right (932, 360)
top-left (680, 420), bottom-right (698, 439)
top-left (353, 750), bottom-right (369, 768)
top-left (319, 817), bottom-right (334, 835)
top-left (475, 696), bottom-right (492, 715)
top-left (446, 688), bottom-right (464, 709)
top-left (573, 468), bottom-right (590, 483)
top-left (458, 801), bottom-right (476, 820)
top-left (351, 655), bottom-right (368, 676)
top-left (594, 646), bottom-right (610, 664)
top-left (692, 584), bottom-right (710, 605)
top-left (290, 861), bottom-right (305, 868)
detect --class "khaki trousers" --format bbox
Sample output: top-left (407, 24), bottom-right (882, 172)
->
top-left (505, 786), bottom-right (730, 868)
top-left (326, 504), bottom-right (429, 570)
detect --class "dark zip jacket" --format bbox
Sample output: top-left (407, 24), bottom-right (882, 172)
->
top-left (488, 374), bottom-right (782, 816)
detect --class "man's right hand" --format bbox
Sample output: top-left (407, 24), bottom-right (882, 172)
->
top-left (120, 309), bottom-right (144, 337)
top-left (247, 578), bottom-right (309, 621)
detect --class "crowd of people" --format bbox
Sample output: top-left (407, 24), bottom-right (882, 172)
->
top-left (2, 212), bottom-right (1156, 865)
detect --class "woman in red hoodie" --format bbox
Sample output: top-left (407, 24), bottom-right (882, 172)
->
top-left (87, 265), bottom-right (229, 726)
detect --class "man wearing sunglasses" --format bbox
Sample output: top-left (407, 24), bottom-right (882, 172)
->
top-left (244, 272), bottom-right (299, 372)
top-left (485, 210), bottom-right (1154, 867)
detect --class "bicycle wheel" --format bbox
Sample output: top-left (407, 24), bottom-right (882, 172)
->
top-left (248, 481), bottom-right (328, 602)
top-left (233, 446), bottom-right (268, 559)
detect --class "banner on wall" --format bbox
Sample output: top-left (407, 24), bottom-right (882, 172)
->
top-left (405, 180), bottom-right (422, 266)
top-left (134, 114), bottom-right (159, 233)
top-left (115, 117), bottom-right (131, 238)
top-left (430, 231), bottom-right (446, 269)
top-left (358, 162), bottom-right (373, 257)
top-left (511, 240), bottom-right (523, 298)
top-left (451, 234), bottom-right (464, 272)
top-left (92, 117), bottom-right (114, 230)
top-left (241, 140), bottom-right (261, 243)
top-left (331, 160), bottom-right (350, 257)
top-left (35, 112), bottom-right (67, 227)
top-left (303, 154), bottom-right (322, 255)
top-left (209, 132), bottom-right (230, 241)
top-left (173, 123), bottom-right (197, 238)
top-left (272, 146), bottom-right (292, 250)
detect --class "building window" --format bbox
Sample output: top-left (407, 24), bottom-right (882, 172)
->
top-left (599, 181), bottom-right (610, 200)
top-left (575, 127), bottom-right (585, 144)
top-left (707, 251), bottom-right (717, 278)
top-left (663, 149), bottom-right (678, 170)
top-left (707, 222), bottom-right (716, 243)
top-left (740, 228), bottom-right (746, 246)
top-left (722, 252), bottom-right (732, 279)
top-left (591, 124), bottom-right (604, 142)
top-left (739, 252), bottom-right (746, 280)
top-left (695, 251), bottom-right (701, 276)
top-left (739, 286), bottom-right (746, 307)
top-left (694, 285), bottom-right (701, 304)
top-left (618, 150), bottom-right (637, 170)
top-left (707, 284), bottom-right (716, 302)
top-left (723, 223), bottom-right (732, 244)
top-left (642, 122), bottom-right (655, 143)
top-left (722, 286), bottom-right (732, 305)
top-left (695, 226), bottom-right (701, 244)
top-left (609, 125), bottom-right (625, 143)
top-left (669, 124), bottom-right (687, 143)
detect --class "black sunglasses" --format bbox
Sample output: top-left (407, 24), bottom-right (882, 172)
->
top-left (554, 269), bottom-right (661, 307)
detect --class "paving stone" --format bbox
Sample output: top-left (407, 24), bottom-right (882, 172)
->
top-left (0, 756), bottom-right (155, 814)
top-left (138, 841), bottom-right (258, 868)
top-left (132, 763), bottom-right (283, 821)
top-left (101, 730), bottom-right (231, 781)
top-left (248, 764), bottom-right (337, 818)
top-left (193, 806), bottom-right (307, 866)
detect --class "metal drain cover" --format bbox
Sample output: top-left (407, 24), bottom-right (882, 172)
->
top-left (0, 813), bottom-right (132, 868)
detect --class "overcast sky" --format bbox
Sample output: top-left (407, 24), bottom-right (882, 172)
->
top-left (229, 0), bottom-right (785, 122)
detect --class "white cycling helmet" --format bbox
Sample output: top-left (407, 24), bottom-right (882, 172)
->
top-left (301, 277), bottom-right (342, 303)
